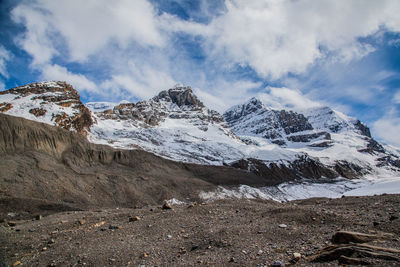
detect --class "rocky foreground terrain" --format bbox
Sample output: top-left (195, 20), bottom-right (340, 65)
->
top-left (1, 194), bottom-right (400, 266)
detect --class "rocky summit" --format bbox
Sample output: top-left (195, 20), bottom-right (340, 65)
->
top-left (0, 81), bottom-right (92, 136)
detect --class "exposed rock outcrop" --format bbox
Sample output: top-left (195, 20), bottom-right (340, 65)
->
top-left (0, 81), bottom-right (93, 136)
top-left (224, 98), bottom-right (316, 146)
top-left (97, 85), bottom-right (224, 129)
top-left (229, 155), bottom-right (365, 181)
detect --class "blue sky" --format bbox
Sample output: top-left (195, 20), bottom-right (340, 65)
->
top-left (1, 0), bottom-right (400, 146)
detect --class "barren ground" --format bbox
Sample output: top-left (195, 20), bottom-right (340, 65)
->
top-left (1, 194), bottom-right (400, 266)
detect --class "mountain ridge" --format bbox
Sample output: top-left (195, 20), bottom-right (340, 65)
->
top-left (1, 81), bottom-right (399, 180)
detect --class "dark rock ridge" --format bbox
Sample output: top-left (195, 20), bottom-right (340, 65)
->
top-left (0, 81), bottom-right (93, 136)
top-left (287, 132), bottom-right (331, 143)
top-left (229, 155), bottom-right (366, 181)
top-left (154, 85), bottom-right (205, 108)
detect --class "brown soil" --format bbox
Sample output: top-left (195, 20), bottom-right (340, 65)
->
top-left (0, 194), bottom-right (399, 266)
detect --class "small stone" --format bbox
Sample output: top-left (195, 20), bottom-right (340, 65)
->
top-left (142, 253), bottom-right (148, 258)
top-left (271, 260), bottom-right (284, 267)
top-left (257, 249), bottom-right (263, 255)
top-left (167, 234), bottom-right (172, 239)
top-left (48, 239), bottom-right (55, 244)
top-left (42, 247), bottom-right (48, 251)
top-left (129, 216), bottom-right (140, 222)
top-left (162, 202), bottom-right (172, 210)
top-left (7, 221), bottom-right (17, 227)
top-left (229, 257), bottom-right (235, 262)
top-left (293, 252), bottom-right (301, 260)
top-left (78, 220), bottom-right (86, 225)
top-left (278, 224), bottom-right (287, 228)
top-left (35, 215), bottom-right (42, 220)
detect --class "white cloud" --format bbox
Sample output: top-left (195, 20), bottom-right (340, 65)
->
top-left (389, 38), bottom-right (400, 47)
top-left (12, 0), bottom-right (164, 63)
top-left (393, 91), bottom-right (400, 104)
top-left (41, 64), bottom-right (98, 93)
top-left (373, 116), bottom-right (400, 147)
top-left (258, 86), bottom-right (321, 111)
top-left (12, 4), bottom-right (58, 65)
top-left (101, 62), bottom-right (176, 100)
top-left (186, 0), bottom-right (400, 79)
top-left (0, 45), bottom-right (11, 78)
top-left (0, 79), bottom-right (5, 90)
top-left (193, 80), bottom-right (262, 112)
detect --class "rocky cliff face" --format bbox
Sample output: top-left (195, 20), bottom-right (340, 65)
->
top-left (97, 85), bottom-right (224, 128)
top-left (224, 98), bottom-right (329, 146)
top-left (0, 81), bottom-right (93, 136)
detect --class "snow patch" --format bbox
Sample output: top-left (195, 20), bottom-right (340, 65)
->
top-left (199, 176), bottom-right (400, 202)
top-left (166, 198), bottom-right (186, 205)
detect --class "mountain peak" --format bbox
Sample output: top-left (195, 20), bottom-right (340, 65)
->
top-left (0, 81), bottom-right (92, 135)
top-left (154, 85), bottom-right (204, 108)
top-left (2, 81), bottom-right (78, 97)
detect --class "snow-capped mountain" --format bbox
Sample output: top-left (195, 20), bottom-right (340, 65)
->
top-left (223, 97), bottom-right (400, 173)
top-left (1, 81), bottom-right (399, 181)
top-left (88, 85), bottom-right (245, 164)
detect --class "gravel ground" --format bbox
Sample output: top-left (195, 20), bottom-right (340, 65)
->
top-left (1, 194), bottom-right (400, 266)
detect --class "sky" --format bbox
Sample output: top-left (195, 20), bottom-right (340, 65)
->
top-left (1, 0), bottom-right (400, 146)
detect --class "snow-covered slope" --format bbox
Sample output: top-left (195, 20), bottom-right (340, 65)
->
top-left (88, 85), bottom-right (247, 164)
top-left (0, 81), bottom-right (93, 136)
